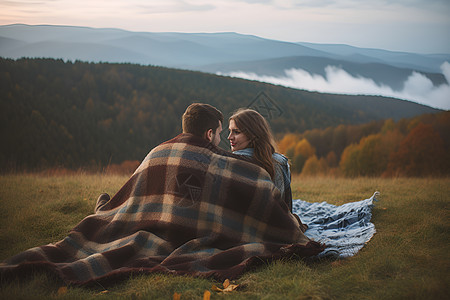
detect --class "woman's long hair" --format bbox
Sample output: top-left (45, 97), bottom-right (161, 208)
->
top-left (230, 108), bottom-right (277, 179)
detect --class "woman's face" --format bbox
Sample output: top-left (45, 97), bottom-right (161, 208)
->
top-left (228, 119), bottom-right (250, 152)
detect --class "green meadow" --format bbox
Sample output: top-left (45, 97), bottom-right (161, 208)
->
top-left (0, 174), bottom-right (448, 299)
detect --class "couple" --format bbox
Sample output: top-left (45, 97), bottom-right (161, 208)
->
top-left (184, 103), bottom-right (292, 213)
top-left (1, 103), bottom-right (323, 286)
top-left (96, 103), bottom-right (297, 224)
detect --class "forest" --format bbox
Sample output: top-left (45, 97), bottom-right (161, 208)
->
top-left (0, 58), bottom-right (444, 175)
top-left (278, 112), bottom-right (450, 177)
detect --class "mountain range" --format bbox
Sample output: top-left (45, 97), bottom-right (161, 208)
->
top-left (1, 24), bottom-right (449, 93)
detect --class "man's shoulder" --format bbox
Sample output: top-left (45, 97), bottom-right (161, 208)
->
top-left (157, 134), bottom-right (252, 162)
top-left (161, 133), bottom-right (209, 147)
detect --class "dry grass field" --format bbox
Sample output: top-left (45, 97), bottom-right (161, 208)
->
top-left (0, 173), bottom-right (449, 299)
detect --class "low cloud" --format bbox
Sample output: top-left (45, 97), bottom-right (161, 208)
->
top-left (221, 62), bottom-right (450, 110)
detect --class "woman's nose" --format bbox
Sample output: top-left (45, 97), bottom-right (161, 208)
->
top-left (227, 132), bottom-right (233, 140)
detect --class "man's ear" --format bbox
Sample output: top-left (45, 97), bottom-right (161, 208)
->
top-left (205, 129), bottom-right (213, 142)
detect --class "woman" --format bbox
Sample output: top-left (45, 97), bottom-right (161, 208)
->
top-left (228, 108), bottom-right (293, 212)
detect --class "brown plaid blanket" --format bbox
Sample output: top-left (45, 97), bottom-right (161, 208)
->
top-left (0, 133), bottom-right (324, 286)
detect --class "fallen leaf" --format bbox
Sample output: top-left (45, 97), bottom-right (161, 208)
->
top-left (212, 279), bottom-right (240, 293)
top-left (173, 292), bottom-right (181, 300)
top-left (223, 283), bottom-right (239, 292)
top-left (223, 279), bottom-right (230, 288)
top-left (211, 285), bottom-right (222, 292)
top-left (203, 290), bottom-right (211, 300)
top-left (57, 286), bottom-right (67, 296)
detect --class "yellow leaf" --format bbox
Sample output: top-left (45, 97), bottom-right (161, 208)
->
top-left (173, 292), bottom-right (181, 300)
top-left (203, 290), bottom-right (211, 300)
top-left (211, 285), bottom-right (223, 292)
top-left (57, 286), bottom-right (67, 296)
top-left (223, 283), bottom-right (239, 292)
top-left (212, 280), bottom-right (240, 293)
top-left (223, 279), bottom-right (230, 288)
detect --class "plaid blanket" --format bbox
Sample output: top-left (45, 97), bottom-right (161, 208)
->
top-left (1, 134), bottom-right (324, 286)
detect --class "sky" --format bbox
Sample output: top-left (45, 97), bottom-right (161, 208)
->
top-left (1, 0), bottom-right (450, 54)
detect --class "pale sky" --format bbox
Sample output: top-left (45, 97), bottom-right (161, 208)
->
top-left (1, 0), bottom-right (450, 54)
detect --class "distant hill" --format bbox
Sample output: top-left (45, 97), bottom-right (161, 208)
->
top-left (0, 58), bottom-right (440, 170)
top-left (296, 42), bottom-right (450, 73)
top-left (0, 24), bottom-right (330, 67)
top-left (1, 24), bottom-right (449, 93)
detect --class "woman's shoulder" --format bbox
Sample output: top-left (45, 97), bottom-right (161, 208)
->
top-left (233, 148), bottom-right (254, 156)
top-left (234, 149), bottom-right (288, 166)
top-left (272, 152), bottom-right (289, 165)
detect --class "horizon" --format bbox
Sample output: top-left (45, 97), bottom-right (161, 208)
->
top-left (1, 0), bottom-right (449, 55)
top-left (3, 22), bottom-right (450, 56)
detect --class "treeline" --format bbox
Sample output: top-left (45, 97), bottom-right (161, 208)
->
top-left (0, 58), bottom-right (440, 171)
top-left (278, 112), bottom-right (450, 177)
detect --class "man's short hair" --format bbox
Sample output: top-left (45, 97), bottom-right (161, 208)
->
top-left (182, 103), bottom-right (223, 137)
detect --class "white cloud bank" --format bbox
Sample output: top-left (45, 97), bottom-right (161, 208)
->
top-left (221, 62), bottom-right (450, 110)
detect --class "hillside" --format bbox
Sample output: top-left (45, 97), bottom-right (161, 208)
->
top-left (0, 58), bottom-right (440, 170)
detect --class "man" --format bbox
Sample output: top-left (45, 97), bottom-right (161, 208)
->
top-left (95, 103), bottom-right (223, 211)
top-left (181, 103), bottom-right (223, 147)
top-left (1, 102), bottom-right (324, 286)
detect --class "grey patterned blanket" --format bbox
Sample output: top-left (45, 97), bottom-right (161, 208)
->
top-left (293, 192), bottom-right (379, 258)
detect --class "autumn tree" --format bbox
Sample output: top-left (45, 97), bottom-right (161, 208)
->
top-left (301, 155), bottom-right (328, 176)
top-left (294, 138), bottom-right (315, 158)
top-left (325, 151), bottom-right (338, 168)
top-left (277, 133), bottom-right (300, 154)
top-left (339, 143), bottom-right (361, 177)
top-left (385, 123), bottom-right (448, 176)
top-left (339, 129), bottom-right (404, 177)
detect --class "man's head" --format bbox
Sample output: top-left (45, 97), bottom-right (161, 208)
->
top-left (182, 103), bottom-right (223, 146)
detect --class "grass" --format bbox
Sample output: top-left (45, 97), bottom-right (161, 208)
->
top-left (0, 174), bottom-right (449, 299)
